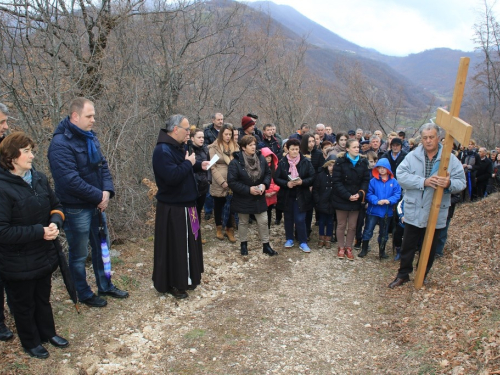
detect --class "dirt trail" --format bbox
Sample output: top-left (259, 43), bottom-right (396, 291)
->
top-left (0, 223), bottom-right (428, 374)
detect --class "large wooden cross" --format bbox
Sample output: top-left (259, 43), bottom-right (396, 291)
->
top-left (414, 57), bottom-right (473, 289)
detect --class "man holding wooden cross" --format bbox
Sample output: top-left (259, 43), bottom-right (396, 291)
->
top-left (388, 123), bottom-right (466, 288)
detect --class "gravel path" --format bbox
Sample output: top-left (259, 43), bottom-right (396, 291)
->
top-left (0, 223), bottom-right (421, 374)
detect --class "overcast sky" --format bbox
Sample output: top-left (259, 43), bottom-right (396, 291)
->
top-left (241, 0), bottom-right (489, 56)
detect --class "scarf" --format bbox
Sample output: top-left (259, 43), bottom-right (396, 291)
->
top-left (22, 169), bottom-right (33, 187)
top-left (287, 154), bottom-right (300, 179)
top-left (242, 152), bottom-right (261, 182)
top-left (69, 122), bottom-right (101, 165)
top-left (346, 153), bottom-right (360, 166)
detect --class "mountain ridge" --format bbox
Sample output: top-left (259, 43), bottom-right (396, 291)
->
top-left (246, 0), bottom-right (481, 99)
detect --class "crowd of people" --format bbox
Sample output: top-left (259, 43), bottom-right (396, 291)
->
top-left (193, 115), bottom-right (471, 290)
top-left (0, 99), bottom-right (129, 358)
top-left (0, 101), bottom-right (495, 359)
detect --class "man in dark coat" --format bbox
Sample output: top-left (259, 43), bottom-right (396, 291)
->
top-left (152, 115), bottom-right (210, 299)
top-left (48, 97), bottom-right (129, 308)
top-left (238, 116), bottom-right (262, 144)
top-left (246, 113), bottom-right (264, 141)
top-left (368, 135), bottom-right (385, 159)
top-left (288, 123), bottom-right (310, 142)
top-left (258, 123), bottom-right (282, 160)
top-left (380, 137), bottom-right (408, 180)
top-left (315, 123), bottom-right (336, 145)
top-left (474, 147), bottom-right (493, 199)
top-left (0, 102), bottom-right (13, 342)
top-left (461, 142), bottom-right (480, 200)
top-left (203, 113), bottom-right (224, 146)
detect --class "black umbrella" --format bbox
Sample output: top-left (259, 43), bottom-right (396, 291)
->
top-left (53, 238), bottom-right (79, 313)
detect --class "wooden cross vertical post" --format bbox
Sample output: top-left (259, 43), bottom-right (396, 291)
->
top-left (414, 57), bottom-right (473, 289)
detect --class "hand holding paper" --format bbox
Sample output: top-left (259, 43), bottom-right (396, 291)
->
top-left (207, 154), bottom-right (220, 169)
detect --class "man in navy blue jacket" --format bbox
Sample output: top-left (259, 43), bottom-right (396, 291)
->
top-left (48, 97), bottom-right (128, 307)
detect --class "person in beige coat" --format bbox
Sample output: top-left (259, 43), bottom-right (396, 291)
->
top-left (208, 124), bottom-right (239, 242)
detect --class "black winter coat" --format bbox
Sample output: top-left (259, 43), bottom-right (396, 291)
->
top-left (188, 141), bottom-right (210, 196)
top-left (313, 168), bottom-right (335, 214)
top-left (309, 148), bottom-right (325, 173)
top-left (257, 136), bottom-right (282, 160)
top-left (153, 131), bottom-right (201, 206)
top-left (331, 153), bottom-right (371, 211)
top-left (227, 151), bottom-right (271, 214)
top-left (0, 169), bottom-right (63, 281)
top-left (274, 154), bottom-right (315, 212)
top-left (203, 123), bottom-right (219, 146)
top-left (475, 157), bottom-right (493, 185)
top-left (380, 150), bottom-right (408, 180)
top-left (237, 128), bottom-right (262, 144)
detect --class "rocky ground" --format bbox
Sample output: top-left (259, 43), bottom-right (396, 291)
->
top-left (1, 194), bottom-right (499, 374)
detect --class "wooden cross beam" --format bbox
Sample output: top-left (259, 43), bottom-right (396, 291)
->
top-left (414, 57), bottom-right (473, 289)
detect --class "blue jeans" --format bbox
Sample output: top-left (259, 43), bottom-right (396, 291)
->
top-left (434, 217), bottom-right (451, 256)
top-left (317, 212), bottom-right (334, 236)
top-left (284, 200), bottom-right (307, 243)
top-left (362, 214), bottom-right (390, 243)
top-left (204, 192), bottom-right (214, 215)
top-left (63, 207), bottom-right (114, 301)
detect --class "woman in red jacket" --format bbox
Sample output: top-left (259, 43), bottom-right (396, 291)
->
top-left (260, 147), bottom-right (280, 229)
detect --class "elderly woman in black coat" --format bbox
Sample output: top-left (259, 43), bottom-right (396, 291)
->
top-left (227, 135), bottom-right (277, 256)
top-left (0, 132), bottom-right (68, 359)
top-left (332, 138), bottom-right (371, 261)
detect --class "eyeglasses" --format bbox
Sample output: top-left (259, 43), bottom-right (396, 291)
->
top-left (178, 125), bottom-right (190, 132)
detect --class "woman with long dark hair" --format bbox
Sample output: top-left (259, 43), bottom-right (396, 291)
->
top-left (300, 133), bottom-right (323, 236)
top-left (332, 138), bottom-right (371, 260)
top-left (0, 132), bottom-right (68, 358)
top-left (188, 128), bottom-right (210, 243)
top-left (327, 131), bottom-right (348, 158)
top-left (300, 133), bottom-right (324, 172)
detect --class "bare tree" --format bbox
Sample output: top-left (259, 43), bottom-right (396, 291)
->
top-left (471, 0), bottom-right (500, 147)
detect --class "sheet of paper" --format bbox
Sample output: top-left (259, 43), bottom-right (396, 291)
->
top-left (207, 154), bottom-right (219, 169)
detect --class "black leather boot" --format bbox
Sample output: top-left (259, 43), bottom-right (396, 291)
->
top-left (241, 241), bottom-right (248, 256)
top-left (263, 242), bottom-right (278, 256)
top-left (354, 238), bottom-right (361, 249)
top-left (379, 242), bottom-right (389, 260)
top-left (358, 240), bottom-right (370, 258)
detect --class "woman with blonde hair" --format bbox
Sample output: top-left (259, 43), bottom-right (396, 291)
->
top-left (332, 139), bottom-right (371, 260)
top-left (208, 124), bottom-right (239, 242)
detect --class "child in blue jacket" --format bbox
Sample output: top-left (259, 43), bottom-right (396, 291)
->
top-left (358, 158), bottom-right (401, 259)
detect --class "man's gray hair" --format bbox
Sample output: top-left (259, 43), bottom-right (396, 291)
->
top-left (356, 128), bottom-right (363, 133)
top-left (369, 135), bottom-right (380, 142)
top-left (165, 114), bottom-right (187, 132)
top-left (0, 103), bottom-right (9, 115)
top-left (316, 123), bottom-right (325, 130)
top-left (419, 123), bottom-right (441, 137)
